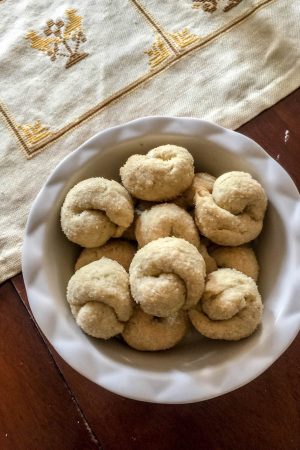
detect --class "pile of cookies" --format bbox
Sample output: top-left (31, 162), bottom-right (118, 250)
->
top-left (61, 145), bottom-right (267, 351)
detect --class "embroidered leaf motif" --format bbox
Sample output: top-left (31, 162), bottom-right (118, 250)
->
top-left (169, 28), bottom-right (201, 49)
top-left (25, 8), bottom-right (88, 69)
top-left (193, 0), bottom-right (218, 11)
top-left (25, 31), bottom-right (59, 53)
top-left (17, 120), bottom-right (53, 145)
top-left (193, 0), bottom-right (244, 12)
top-left (63, 8), bottom-right (83, 39)
top-left (145, 36), bottom-right (171, 70)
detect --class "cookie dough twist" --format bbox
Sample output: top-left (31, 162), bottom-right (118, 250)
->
top-left (67, 258), bottom-right (133, 339)
top-left (195, 171), bottom-right (267, 245)
top-left (189, 268), bottom-right (263, 340)
top-left (61, 178), bottom-right (134, 247)
top-left (174, 172), bottom-right (216, 209)
top-left (120, 145), bottom-right (194, 201)
top-left (210, 245), bottom-right (259, 281)
top-left (75, 239), bottom-right (137, 272)
top-left (129, 237), bottom-right (206, 317)
top-left (122, 308), bottom-right (189, 351)
top-left (135, 203), bottom-right (200, 249)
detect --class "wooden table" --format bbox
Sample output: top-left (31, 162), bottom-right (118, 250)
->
top-left (1, 89), bottom-right (300, 450)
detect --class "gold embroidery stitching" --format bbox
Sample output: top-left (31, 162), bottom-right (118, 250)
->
top-left (224, 0), bottom-right (244, 12)
top-left (193, 0), bottom-right (244, 12)
top-left (145, 36), bottom-right (171, 69)
top-left (169, 28), bottom-right (201, 49)
top-left (193, 1), bottom-right (217, 12)
top-left (17, 120), bottom-right (54, 145)
top-left (130, 0), bottom-right (178, 54)
top-left (0, 0), bottom-right (274, 158)
top-left (25, 8), bottom-right (88, 69)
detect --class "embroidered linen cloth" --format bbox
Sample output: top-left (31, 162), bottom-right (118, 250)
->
top-left (0, 0), bottom-right (299, 283)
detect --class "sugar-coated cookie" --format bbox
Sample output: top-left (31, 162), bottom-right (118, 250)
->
top-left (120, 145), bottom-right (194, 201)
top-left (174, 172), bottom-right (216, 209)
top-left (67, 258), bottom-right (133, 339)
top-left (189, 268), bottom-right (263, 340)
top-left (135, 203), bottom-right (200, 249)
top-left (61, 177), bottom-right (134, 247)
top-left (210, 245), bottom-right (259, 281)
top-left (129, 237), bottom-right (206, 317)
top-left (122, 308), bottom-right (189, 351)
top-left (75, 239), bottom-right (137, 272)
top-left (195, 171), bottom-right (267, 245)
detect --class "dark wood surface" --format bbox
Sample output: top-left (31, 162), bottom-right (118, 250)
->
top-left (1, 88), bottom-right (300, 450)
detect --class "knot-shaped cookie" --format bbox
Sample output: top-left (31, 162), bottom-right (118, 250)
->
top-left (67, 258), bottom-right (133, 339)
top-left (195, 171), bottom-right (267, 246)
top-left (129, 237), bottom-right (206, 317)
top-left (122, 307), bottom-right (189, 351)
top-left (61, 177), bottom-right (134, 247)
top-left (210, 245), bottom-right (259, 281)
top-left (189, 268), bottom-right (263, 340)
top-left (135, 203), bottom-right (200, 249)
top-left (75, 239), bottom-right (137, 272)
top-left (174, 172), bottom-right (216, 209)
top-left (120, 145), bottom-right (194, 201)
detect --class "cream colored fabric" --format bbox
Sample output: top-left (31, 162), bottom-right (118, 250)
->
top-left (0, 0), bottom-right (299, 283)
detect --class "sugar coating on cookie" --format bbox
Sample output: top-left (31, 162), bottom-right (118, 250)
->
top-left (174, 172), bottom-right (216, 209)
top-left (67, 258), bottom-right (133, 339)
top-left (61, 177), bottom-right (134, 248)
top-left (63, 156), bottom-right (267, 350)
top-left (210, 245), bottom-right (259, 281)
top-left (135, 203), bottom-right (200, 249)
top-left (75, 239), bottom-right (137, 272)
top-left (195, 171), bottom-right (267, 246)
top-left (120, 145), bottom-right (194, 201)
top-left (76, 303), bottom-right (124, 339)
top-left (122, 308), bottom-right (189, 351)
top-left (198, 243), bottom-right (218, 274)
top-left (129, 237), bottom-right (206, 317)
top-left (189, 268), bottom-right (263, 341)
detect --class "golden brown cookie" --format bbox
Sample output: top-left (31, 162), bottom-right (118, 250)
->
top-left (120, 145), bottom-right (194, 201)
top-left (61, 177), bottom-right (134, 247)
top-left (189, 268), bottom-right (263, 340)
top-left (135, 203), bottom-right (200, 249)
top-left (210, 246), bottom-right (259, 281)
top-left (122, 308), bottom-right (189, 351)
top-left (174, 172), bottom-right (216, 209)
top-left (75, 239), bottom-right (137, 272)
top-left (129, 237), bottom-right (206, 317)
top-left (67, 258), bottom-right (133, 339)
top-left (195, 171), bottom-right (267, 246)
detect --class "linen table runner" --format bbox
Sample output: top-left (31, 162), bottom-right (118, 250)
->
top-left (0, 0), bottom-right (299, 282)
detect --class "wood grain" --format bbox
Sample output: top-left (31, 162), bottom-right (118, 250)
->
top-left (5, 87), bottom-right (300, 450)
top-left (239, 88), bottom-right (300, 187)
top-left (0, 281), bottom-right (100, 450)
top-left (9, 273), bottom-right (300, 450)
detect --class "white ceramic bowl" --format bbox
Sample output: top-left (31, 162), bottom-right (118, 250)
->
top-left (23, 117), bottom-right (300, 404)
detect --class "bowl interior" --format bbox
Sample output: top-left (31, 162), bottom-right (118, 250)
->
top-left (43, 132), bottom-right (289, 373)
